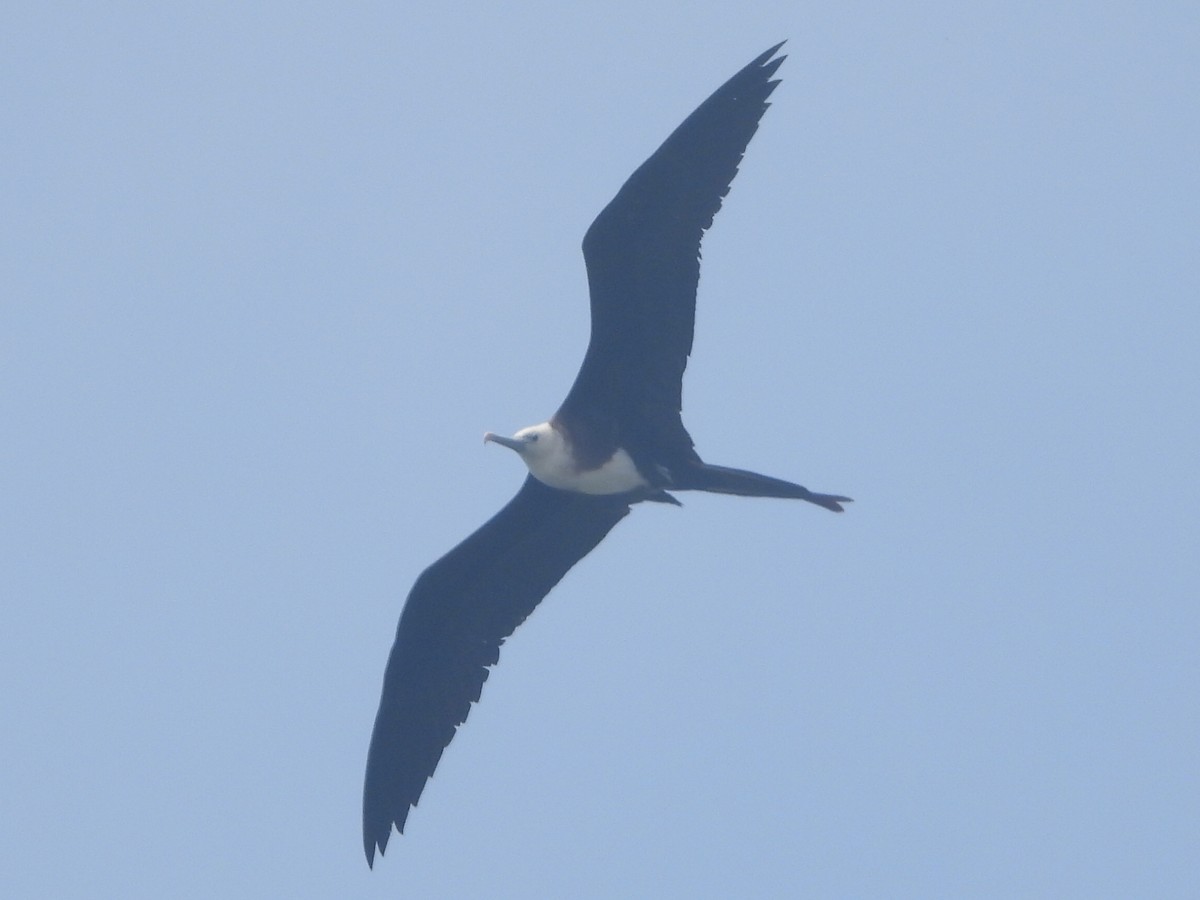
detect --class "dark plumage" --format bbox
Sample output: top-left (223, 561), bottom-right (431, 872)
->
top-left (363, 42), bottom-right (850, 867)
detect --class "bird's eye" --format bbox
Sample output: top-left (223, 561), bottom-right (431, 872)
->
top-left (527, 434), bottom-right (539, 442)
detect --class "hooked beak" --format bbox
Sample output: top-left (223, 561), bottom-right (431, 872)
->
top-left (483, 432), bottom-right (526, 453)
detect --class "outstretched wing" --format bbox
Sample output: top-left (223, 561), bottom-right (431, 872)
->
top-left (363, 476), bottom-right (632, 865)
top-left (558, 43), bottom-right (786, 454)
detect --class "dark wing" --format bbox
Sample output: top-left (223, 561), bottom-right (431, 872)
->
top-left (557, 43), bottom-right (786, 455)
top-left (363, 475), bottom-right (632, 866)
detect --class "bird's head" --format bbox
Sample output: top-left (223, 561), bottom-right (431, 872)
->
top-left (483, 421), bottom-right (562, 466)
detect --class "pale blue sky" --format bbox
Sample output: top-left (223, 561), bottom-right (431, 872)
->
top-left (3, 3), bottom-right (1197, 897)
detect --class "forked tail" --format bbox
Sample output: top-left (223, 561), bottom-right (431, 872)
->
top-left (682, 463), bottom-right (852, 512)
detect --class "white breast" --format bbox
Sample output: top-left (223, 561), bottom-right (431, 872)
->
top-left (528, 445), bottom-right (648, 495)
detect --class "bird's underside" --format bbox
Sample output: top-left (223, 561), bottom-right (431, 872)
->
top-left (363, 42), bottom-right (850, 867)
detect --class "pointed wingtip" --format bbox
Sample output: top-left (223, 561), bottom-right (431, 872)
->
top-left (754, 41), bottom-right (787, 85)
top-left (364, 826), bottom-right (389, 869)
top-left (759, 40), bottom-right (787, 64)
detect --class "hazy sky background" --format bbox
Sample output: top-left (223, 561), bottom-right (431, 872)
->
top-left (4, 3), bottom-right (1197, 897)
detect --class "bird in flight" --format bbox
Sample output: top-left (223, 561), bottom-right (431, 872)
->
top-left (363, 41), bottom-right (850, 866)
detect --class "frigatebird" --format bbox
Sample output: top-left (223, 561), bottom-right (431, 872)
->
top-left (363, 42), bottom-right (850, 866)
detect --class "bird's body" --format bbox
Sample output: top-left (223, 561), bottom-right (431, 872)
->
top-left (484, 423), bottom-right (648, 495)
top-left (363, 42), bottom-right (850, 867)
